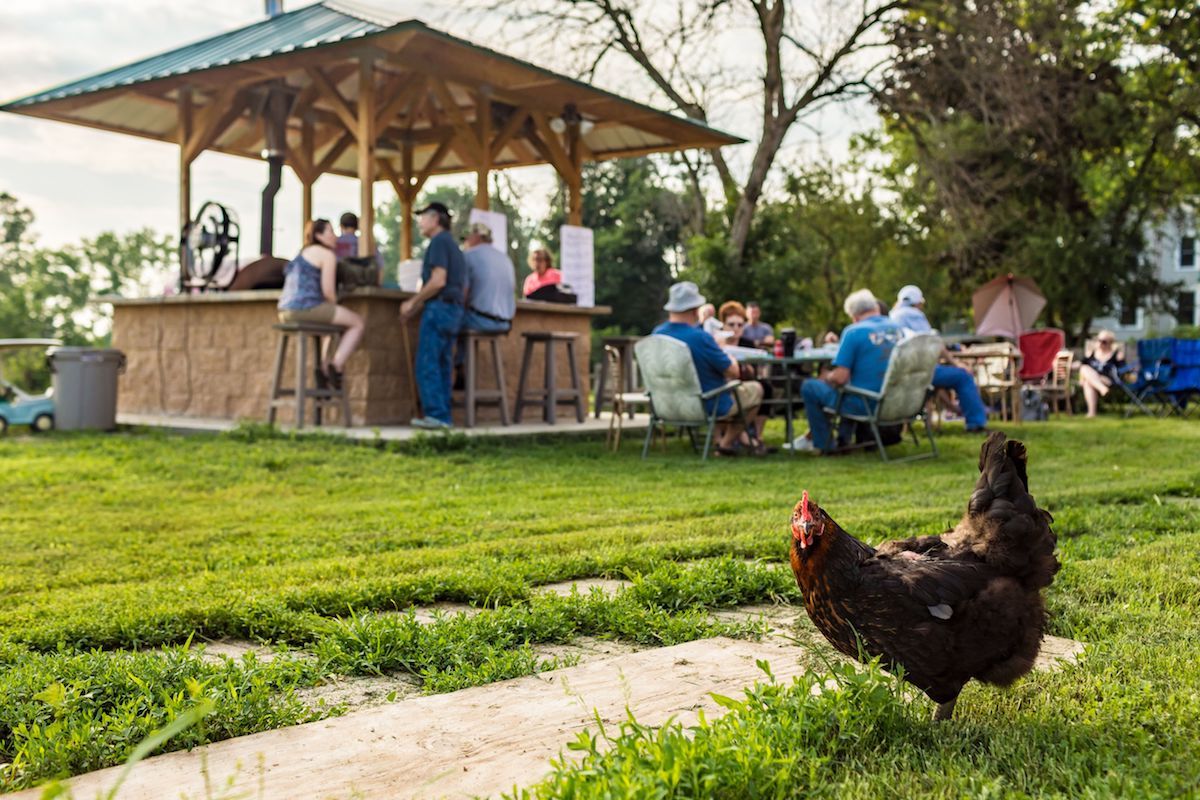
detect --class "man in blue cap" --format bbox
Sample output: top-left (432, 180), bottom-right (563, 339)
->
top-left (401, 202), bottom-right (467, 430)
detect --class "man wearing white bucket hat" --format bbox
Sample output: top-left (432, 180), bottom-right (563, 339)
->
top-left (652, 282), bottom-right (766, 455)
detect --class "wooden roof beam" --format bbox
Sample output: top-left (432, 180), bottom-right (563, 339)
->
top-left (183, 87), bottom-right (252, 165)
top-left (305, 66), bottom-right (357, 132)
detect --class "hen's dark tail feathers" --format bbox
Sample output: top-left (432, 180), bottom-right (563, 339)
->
top-left (962, 432), bottom-right (1059, 589)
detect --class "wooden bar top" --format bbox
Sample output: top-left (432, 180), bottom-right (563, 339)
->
top-left (97, 288), bottom-right (612, 316)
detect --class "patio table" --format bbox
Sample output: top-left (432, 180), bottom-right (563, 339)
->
top-left (952, 344), bottom-right (1023, 423)
top-left (740, 347), bottom-right (839, 451)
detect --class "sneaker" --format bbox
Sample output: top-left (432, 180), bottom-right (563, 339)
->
top-left (782, 434), bottom-right (817, 452)
top-left (411, 416), bottom-right (452, 430)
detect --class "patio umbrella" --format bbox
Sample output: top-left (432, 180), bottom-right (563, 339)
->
top-left (972, 274), bottom-right (1046, 339)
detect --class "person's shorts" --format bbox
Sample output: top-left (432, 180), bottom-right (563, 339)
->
top-left (278, 302), bottom-right (336, 324)
top-left (718, 381), bottom-right (764, 419)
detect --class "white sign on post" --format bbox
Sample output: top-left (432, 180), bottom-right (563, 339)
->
top-left (467, 208), bottom-right (508, 257)
top-left (559, 225), bottom-right (595, 307)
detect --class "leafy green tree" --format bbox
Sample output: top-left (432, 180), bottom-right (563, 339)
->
top-left (690, 157), bottom-right (923, 340)
top-left (875, 0), bottom-right (1200, 340)
top-left (1, 191), bottom-right (172, 388)
top-left (374, 181), bottom-right (537, 281)
top-left (540, 158), bottom-right (689, 334)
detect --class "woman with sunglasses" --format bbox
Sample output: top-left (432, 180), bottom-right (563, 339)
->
top-left (1079, 329), bottom-right (1126, 417)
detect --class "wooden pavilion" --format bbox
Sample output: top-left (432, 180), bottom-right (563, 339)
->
top-left (1, 0), bottom-right (741, 261)
top-left (0, 1), bottom-right (743, 429)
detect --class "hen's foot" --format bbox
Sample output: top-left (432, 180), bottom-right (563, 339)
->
top-left (933, 699), bottom-right (957, 721)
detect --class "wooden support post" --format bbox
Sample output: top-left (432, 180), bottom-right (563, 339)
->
top-left (356, 57), bottom-right (377, 256)
top-left (300, 114), bottom-right (314, 229)
top-left (475, 93), bottom-right (491, 210)
top-left (401, 139), bottom-right (414, 260)
top-left (566, 123), bottom-right (583, 226)
top-left (178, 87), bottom-right (193, 234)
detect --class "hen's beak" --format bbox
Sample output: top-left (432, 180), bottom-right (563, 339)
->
top-left (792, 518), bottom-right (815, 549)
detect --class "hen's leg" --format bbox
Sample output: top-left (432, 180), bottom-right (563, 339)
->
top-left (933, 698), bottom-right (957, 721)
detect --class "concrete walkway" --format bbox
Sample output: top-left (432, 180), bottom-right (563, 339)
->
top-left (16, 637), bottom-right (806, 800)
top-left (117, 411), bottom-right (651, 441)
top-left (12, 627), bottom-right (1085, 800)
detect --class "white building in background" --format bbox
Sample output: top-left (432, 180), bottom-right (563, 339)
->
top-left (1093, 208), bottom-right (1198, 339)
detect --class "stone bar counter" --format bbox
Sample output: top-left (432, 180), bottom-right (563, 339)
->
top-left (103, 289), bottom-right (611, 426)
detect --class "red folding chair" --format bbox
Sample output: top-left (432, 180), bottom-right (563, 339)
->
top-left (1018, 329), bottom-right (1065, 382)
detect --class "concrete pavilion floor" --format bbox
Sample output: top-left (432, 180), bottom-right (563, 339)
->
top-left (116, 411), bottom-right (652, 442)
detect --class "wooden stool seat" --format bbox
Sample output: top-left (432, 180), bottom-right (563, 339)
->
top-left (267, 322), bottom-right (352, 428)
top-left (453, 329), bottom-right (511, 427)
top-left (514, 331), bottom-right (585, 424)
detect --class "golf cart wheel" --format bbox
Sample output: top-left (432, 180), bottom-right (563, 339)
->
top-left (31, 413), bottom-right (54, 433)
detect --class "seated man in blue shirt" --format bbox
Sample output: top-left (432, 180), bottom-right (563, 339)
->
top-left (890, 284), bottom-right (988, 433)
top-left (799, 289), bottom-right (904, 454)
top-left (652, 282), bottom-right (765, 454)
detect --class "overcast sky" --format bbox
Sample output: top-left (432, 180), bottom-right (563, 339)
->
top-left (0, 0), bottom-right (872, 266)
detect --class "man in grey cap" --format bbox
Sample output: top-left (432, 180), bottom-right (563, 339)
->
top-left (889, 284), bottom-right (988, 433)
top-left (652, 282), bottom-right (766, 454)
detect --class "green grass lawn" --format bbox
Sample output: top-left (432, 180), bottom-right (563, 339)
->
top-left (1, 418), bottom-right (1199, 796)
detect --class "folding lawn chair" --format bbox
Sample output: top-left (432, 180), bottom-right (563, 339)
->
top-left (823, 333), bottom-right (942, 462)
top-left (1129, 338), bottom-right (1179, 416)
top-left (634, 335), bottom-right (746, 460)
top-left (1166, 338), bottom-right (1200, 415)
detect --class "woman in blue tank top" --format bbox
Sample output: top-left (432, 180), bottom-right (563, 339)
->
top-left (278, 218), bottom-right (364, 389)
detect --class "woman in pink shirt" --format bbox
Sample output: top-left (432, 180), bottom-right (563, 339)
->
top-left (522, 248), bottom-right (563, 297)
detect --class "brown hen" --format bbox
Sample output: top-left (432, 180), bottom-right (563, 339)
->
top-left (788, 431), bottom-right (1059, 720)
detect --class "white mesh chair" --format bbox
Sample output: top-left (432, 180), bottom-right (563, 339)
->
top-left (824, 333), bottom-right (942, 462)
top-left (634, 335), bottom-right (745, 460)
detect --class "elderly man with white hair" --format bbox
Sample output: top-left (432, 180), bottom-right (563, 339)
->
top-left (797, 288), bottom-right (904, 454)
top-left (890, 284), bottom-right (988, 433)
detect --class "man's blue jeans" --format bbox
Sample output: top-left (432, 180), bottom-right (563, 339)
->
top-left (415, 300), bottom-right (464, 424)
top-left (802, 379), bottom-right (869, 452)
top-left (933, 365), bottom-right (987, 429)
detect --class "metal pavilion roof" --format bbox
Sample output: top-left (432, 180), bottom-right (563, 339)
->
top-left (1, 1), bottom-right (743, 179)
top-left (4, 2), bottom-right (401, 109)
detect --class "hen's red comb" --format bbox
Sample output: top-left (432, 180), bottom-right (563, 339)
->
top-left (800, 490), bottom-right (813, 522)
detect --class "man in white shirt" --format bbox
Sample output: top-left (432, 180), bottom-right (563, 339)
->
top-left (889, 284), bottom-right (988, 433)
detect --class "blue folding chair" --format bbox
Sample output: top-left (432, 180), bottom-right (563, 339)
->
top-left (1167, 338), bottom-right (1200, 414)
top-left (1128, 338), bottom-right (1178, 416)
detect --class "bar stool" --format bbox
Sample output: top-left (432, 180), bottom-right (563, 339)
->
top-left (454, 330), bottom-right (511, 427)
top-left (514, 331), bottom-right (586, 424)
top-left (267, 322), bottom-right (352, 429)
top-left (594, 334), bottom-right (642, 417)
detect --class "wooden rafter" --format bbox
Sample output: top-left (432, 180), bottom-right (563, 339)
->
top-left (305, 66), bottom-right (357, 132)
top-left (528, 113), bottom-right (575, 180)
top-left (374, 74), bottom-right (426, 133)
top-left (183, 87), bottom-right (252, 165)
top-left (429, 79), bottom-right (481, 163)
top-left (489, 108), bottom-right (530, 160)
top-left (313, 130), bottom-right (354, 176)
